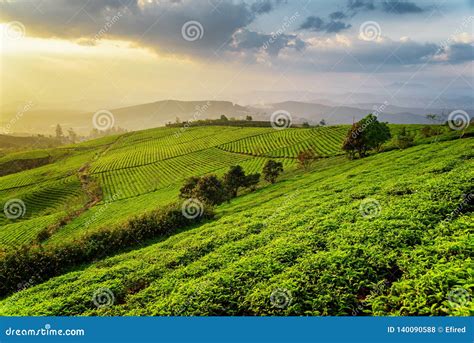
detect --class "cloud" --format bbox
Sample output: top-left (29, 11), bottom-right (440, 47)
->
top-left (346, 0), bottom-right (426, 15)
top-left (329, 11), bottom-right (348, 20)
top-left (231, 28), bottom-right (305, 56)
top-left (443, 43), bottom-right (474, 63)
top-left (0, 0), bottom-right (280, 59)
top-left (250, 0), bottom-right (284, 14)
top-left (381, 1), bottom-right (425, 14)
top-left (280, 36), bottom-right (470, 73)
top-left (299, 16), bottom-right (352, 33)
top-left (347, 0), bottom-right (376, 11)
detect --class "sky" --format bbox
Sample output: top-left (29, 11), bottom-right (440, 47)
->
top-left (0, 0), bottom-right (473, 111)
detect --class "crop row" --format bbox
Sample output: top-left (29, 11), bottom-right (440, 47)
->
top-left (90, 127), bottom-right (273, 173)
top-left (1, 138), bottom-right (471, 315)
top-left (94, 148), bottom-right (255, 200)
top-left (218, 126), bottom-right (347, 158)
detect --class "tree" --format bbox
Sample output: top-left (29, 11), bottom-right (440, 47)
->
top-left (319, 119), bottom-right (326, 126)
top-left (362, 114), bottom-right (391, 152)
top-left (420, 125), bottom-right (441, 138)
top-left (246, 115), bottom-right (253, 121)
top-left (302, 121), bottom-right (310, 128)
top-left (193, 175), bottom-right (226, 205)
top-left (297, 149), bottom-right (316, 169)
top-left (179, 176), bottom-right (201, 199)
top-left (55, 124), bottom-right (63, 140)
top-left (67, 128), bottom-right (77, 143)
top-left (396, 126), bottom-right (414, 149)
top-left (342, 122), bottom-right (365, 159)
top-left (244, 173), bottom-right (260, 190)
top-left (341, 114), bottom-right (391, 158)
top-left (222, 165), bottom-right (247, 198)
top-left (220, 115), bottom-right (229, 121)
top-left (262, 160), bottom-right (283, 184)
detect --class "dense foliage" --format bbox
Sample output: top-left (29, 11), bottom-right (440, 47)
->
top-left (0, 203), bottom-right (214, 297)
top-left (0, 123), bottom-right (472, 317)
top-left (262, 160), bottom-right (284, 183)
top-left (0, 138), bottom-right (471, 316)
top-left (342, 114), bottom-right (391, 158)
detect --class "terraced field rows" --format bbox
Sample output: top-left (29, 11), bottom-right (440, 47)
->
top-left (95, 148), bottom-right (252, 200)
top-left (0, 150), bottom-right (94, 191)
top-left (90, 127), bottom-right (273, 173)
top-left (0, 213), bottom-right (65, 248)
top-left (218, 126), bottom-right (347, 158)
top-left (0, 125), bottom-right (359, 248)
top-left (2, 138), bottom-right (471, 315)
top-left (0, 176), bottom-right (84, 226)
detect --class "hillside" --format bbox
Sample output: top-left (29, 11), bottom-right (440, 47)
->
top-left (0, 125), bottom-right (474, 315)
top-left (2, 124), bottom-right (463, 250)
top-left (0, 134), bottom-right (472, 316)
top-left (0, 126), bottom-right (350, 247)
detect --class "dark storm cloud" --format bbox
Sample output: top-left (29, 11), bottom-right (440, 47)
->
top-left (231, 28), bottom-right (305, 56)
top-left (445, 43), bottom-right (474, 63)
top-left (329, 11), bottom-right (347, 20)
top-left (346, 0), bottom-right (426, 15)
top-left (299, 16), bottom-right (351, 33)
top-left (381, 0), bottom-right (425, 14)
top-left (250, 0), bottom-right (285, 14)
top-left (0, 0), bottom-right (289, 58)
top-left (347, 0), bottom-right (376, 11)
top-left (296, 38), bottom-right (469, 73)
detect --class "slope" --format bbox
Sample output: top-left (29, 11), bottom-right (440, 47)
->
top-left (0, 137), bottom-right (471, 316)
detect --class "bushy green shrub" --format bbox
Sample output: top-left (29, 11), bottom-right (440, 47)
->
top-left (0, 203), bottom-right (214, 297)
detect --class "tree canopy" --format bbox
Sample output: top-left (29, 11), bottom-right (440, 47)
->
top-left (342, 114), bottom-right (391, 158)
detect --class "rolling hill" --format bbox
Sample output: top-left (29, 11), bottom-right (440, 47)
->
top-left (0, 123), bottom-right (472, 316)
top-left (2, 98), bottom-right (466, 136)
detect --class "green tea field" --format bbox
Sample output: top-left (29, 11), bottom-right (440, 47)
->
top-left (0, 124), bottom-right (472, 316)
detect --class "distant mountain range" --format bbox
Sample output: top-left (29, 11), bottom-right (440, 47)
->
top-left (1, 99), bottom-right (472, 135)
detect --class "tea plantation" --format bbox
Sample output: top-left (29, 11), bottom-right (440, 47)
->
top-left (0, 124), bottom-right (472, 316)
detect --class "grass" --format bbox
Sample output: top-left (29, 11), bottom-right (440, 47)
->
top-left (0, 136), bottom-right (471, 316)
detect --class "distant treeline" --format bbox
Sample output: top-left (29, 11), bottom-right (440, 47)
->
top-left (0, 156), bottom-right (53, 177)
top-left (166, 118), bottom-right (309, 128)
